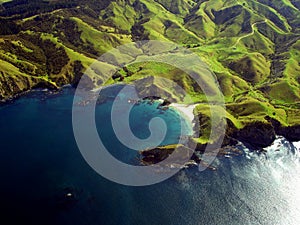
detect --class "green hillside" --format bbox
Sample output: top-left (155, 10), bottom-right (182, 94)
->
top-left (0, 0), bottom-right (299, 146)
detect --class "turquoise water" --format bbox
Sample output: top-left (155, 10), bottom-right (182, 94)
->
top-left (0, 87), bottom-right (299, 225)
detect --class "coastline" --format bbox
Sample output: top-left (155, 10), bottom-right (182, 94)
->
top-left (2, 84), bottom-right (300, 147)
top-left (169, 103), bottom-right (197, 125)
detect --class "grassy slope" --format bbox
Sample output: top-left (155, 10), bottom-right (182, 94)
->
top-left (0, 0), bottom-right (11, 3)
top-left (0, 0), bottom-right (299, 144)
top-left (101, 0), bottom-right (300, 133)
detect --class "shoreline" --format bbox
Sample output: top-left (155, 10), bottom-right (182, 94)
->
top-left (1, 85), bottom-right (300, 146)
top-left (169, 103), bottom-right (197, 125)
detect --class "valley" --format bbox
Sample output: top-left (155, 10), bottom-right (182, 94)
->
top-left (0, 0), bottom-right (299, 148)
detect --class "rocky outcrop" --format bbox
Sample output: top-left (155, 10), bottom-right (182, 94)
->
top-left (139, 113), bottom-right (300, 169)
top-left (266, 116), bottom-right (300, 142)
top-left (231, 121), bottom-right (276, 149)
top-left (276, 125), bottom-right (300, 142)
top-left (221, 118), bottom-right (299, 150)
top-left (140, 144), bottom-right (193, 166)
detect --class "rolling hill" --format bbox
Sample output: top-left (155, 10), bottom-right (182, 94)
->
top-left (0, 0), bottom-right (299, 146)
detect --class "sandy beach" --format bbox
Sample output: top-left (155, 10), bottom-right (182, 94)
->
top-left (170, 103), bottom-right (197, 124)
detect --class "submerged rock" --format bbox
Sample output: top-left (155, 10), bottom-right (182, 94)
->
top-left (54, 187), bottom-right (79, 210)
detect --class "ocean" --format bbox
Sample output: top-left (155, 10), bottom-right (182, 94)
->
top-left (0, 86), bottom-right (299, 225)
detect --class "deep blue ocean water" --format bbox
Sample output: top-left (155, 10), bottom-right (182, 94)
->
top-left (0, 87), bottom-right (299, 225)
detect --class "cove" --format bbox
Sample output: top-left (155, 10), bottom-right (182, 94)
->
top-left (0, 86), bottom-right (299, 225)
